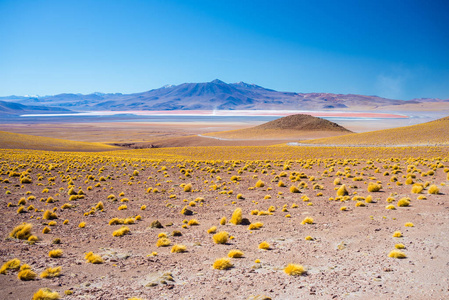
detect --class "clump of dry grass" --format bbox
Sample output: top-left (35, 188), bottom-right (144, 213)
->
top-left (230, 208), bottom-right (243, 225)
top-left (367, 182), bottom-right (382, 192)
top-left (336, 184), bottom-right (349, 196)
top-left (284, 264), bottom-right (305, 276)
top-left (183, 183), bottom-right (193, 192)
top-left (213, 258), bottom-right (233, 270)
top-left (386, 204), bottom-right (396, 210)
top-left (9, 223), bottom-right (33, 240)
top-left (255, 180), bottom-right (265, 188)
top-left (395, 243), bottom-right (405, 249)
top-left (392, 231), bottom-right (403, 237)
top-left (405, 222), bottom-right (414, 227)
top-left (301, 217), bottom-right (314, 225)
top-left (428, 184), bottom-right (439, 194)
top-left (18, 269), bottom-right (37, 281)
top-left (207, 226), bottom-right (217, 234)
top-left (78, 222), bottom-right (86, 228)
top-left (188, 219), bottom-right (199, 226)
top-left (289, 186), bottom-right (300, 193)
top-left (156, 237), bottom-right (171, 247)
top-left (85, 252), bottom-right (104, 264)
top-left (397, 198), bottom-right (410, 207)
top-left (388, 250), bottom-right (407, 258)
top-left (258, 241), bottom-right (270, 250)
top-left (48, 249), bottom-right (63, 258)
top-left (113, 226), bottom-right (130, 237)
top-left (213, 231), bottom-right (229, 244)
top-left (228, 250), bottom-right (244, 258)
top-left (32, 288), bottom-right (60, 300)
top-left (40, 266), bottom-right (62, 278)
top-left (43, 210), bottom-right (57, 220)
top-left (0, 258), bottom-right (21, 274)
top-left (171, 244), bottom-right (187, 253)
top-left (248, 222), bottom-right (263, 230)
top-left (411, 185), bottom-right (424, 194)
top-left (219, 217), bottom-right (226, 225)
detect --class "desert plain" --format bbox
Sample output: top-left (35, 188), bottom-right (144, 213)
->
top-left (0, 109), bottom-right (449, 300)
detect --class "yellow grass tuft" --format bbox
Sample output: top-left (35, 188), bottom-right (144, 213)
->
top-left (228, 249), bottom-right (244, 258)
top-left (85, 252), bottom-right (104, 264)
top-left (340, 206), bottom-right (348, 211)
top-left (171, 244), bottom-right (187, 253)
top-left (395, 243), bottom-right (405, 249)
top-left (248, 222), bottom-right (264, 230)
top-left (386, 204), bottom-right (396, 210)
top-left (9, 223), bottom-right (33, 240)
top-left (367, 182), bottom-right (382, 192)
top-left (284, 264), bottom-right (305, 276)
top-left (32, 288), bottom-right (60, 300)
top-left (336, 184), bottom-right (349, 196)
top-left (301, 217), bottom-right (314, 225)
top-left (49, 249), bottom-right (63, 258)
top-left (258, 241), bottom-right (270, 250)
top-left (405, 222), bottom-right (414, 227)
top-left (230, 208), bottom-right (243, 225)
top-left (255, 180), bottom-right (265, 188)
top-left (388, 250), bottom-right (407, 259)
top-left (156, 237), bottom-right (171, 247)
top-left (289, 186), bottom-right (300, 193)
top-left (18, 269), bottom-right (37, 281)
top-left (305, 236), bottom-right (314, 241)
top-left (207, 226), bottom-right (217, 234)
top-left (428, 184), bottom-right (439, 194)
top-left (113, 226), bottom-right (130, 237)
top-left (392, 231), bottom-right (403, 237)
top-left (411, 185), bottom-right (423, 194)
top-left (213, 231), bottom-right (229, 244)
top-left (0, 258), bottom-right (21, 274)
top-left (78, 222), bottom-right (86, 228)
top-left (397, 198), bottom-right (410, 207)
top-left (43, 210), bottom-right (57, 220)
top-left (42, 226), bottom-right (51, 234)
top-left (183, 183), bottom-right (193, 192)
top-left (188, 219), bottom-right (200, 226)
top-left (213, 258), bottom-right (233, 270)
top-left (40, 266), bottom-right (62, 278)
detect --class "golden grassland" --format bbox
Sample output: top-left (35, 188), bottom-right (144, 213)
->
top-left (204, 128), bottom-right (348, 140)
top-left (0, 145), bottom-right (448, 298)
top-left (305, 116), bottom-right (449, 146)
top-left (0, 131), bottom-right (121, 152)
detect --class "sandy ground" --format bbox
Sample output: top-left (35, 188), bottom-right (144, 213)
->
top-left (1, 153), bottom-right (448, 299)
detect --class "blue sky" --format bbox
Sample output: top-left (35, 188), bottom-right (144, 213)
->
top-left (1, 0), bottom-right (448, 100)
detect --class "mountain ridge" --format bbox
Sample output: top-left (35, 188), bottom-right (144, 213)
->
top-left (1, 79), bottom-right (448, 114)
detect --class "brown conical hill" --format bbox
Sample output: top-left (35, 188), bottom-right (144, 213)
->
top-left (204, 114), bottom-right (352, 140)
top-left (255, 114), bottom-right (351, 132)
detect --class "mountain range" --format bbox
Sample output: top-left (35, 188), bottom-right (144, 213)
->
top-left (1, 79), bottom-right (448, 115)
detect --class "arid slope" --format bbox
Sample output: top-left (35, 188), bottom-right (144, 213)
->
top-left (205, 114), bottom-right (352, 140)
top-left (304, 116), bottom-right (449, 146)
top-left (0, 130), bottom-right (121, 151)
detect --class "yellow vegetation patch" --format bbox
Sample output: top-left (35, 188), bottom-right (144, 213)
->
top-left (258, 241), bottom-right (270, 250)
top-left (156, 237), bottom-right (171, 247)
top-left (32, 288), bottom-right (60, 300)
top-left (228, 249), bottom-right (244, 258)
top-left (18, 269), bottom-right (37, 281)
top-left (230, 208), bottom-right (243, 225)
top-left (49, 249), bottom-right (63, 258)
top-left (248, 222), bottom-right (264, 230)
top-left (85, 252), bottom-right (104, 264)
top-left (301, 217), bottom-right (314, 225)
top-left (40, 266), bottom-right (62, 278)
top-left (213, 231), bottom-right (229, 244)
top-left (0, 258), bottom-right (21, 274)
top-left (284, 264), bottom-right (305, 276)
top-left (9, 223), bottom-right (33, 240)
top-left (171, 244), bottom-right (187, 253)
top-left (113, 226), bottom-right (130, 237)
top-left (212, 257), bottom-right (233, 270)
top-left (388, 250), bottom-right (407, 259)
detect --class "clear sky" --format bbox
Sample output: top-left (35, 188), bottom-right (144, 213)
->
top-left (1, 0), bottom-right (448, 100)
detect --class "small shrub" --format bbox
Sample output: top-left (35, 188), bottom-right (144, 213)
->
top-left (0, 258), bottom-right (21, 274)
top-left (227, 250), bottom-right (244, 258)
top-left (181, 206), bottom-right (193, 215)
top-left (49, 249), bottom-right (63, 258)
top-left (42, 226), bottom-right (51, 234)
top-left (289, 186), bottom-right (300, 193)
top-left (78, 222), bottom-right (86, 228)
top-left (397, 198), bottom-right (410, 207)
top-left (230, 208), bottom-right (243, 225)
top-left (18, 269), bottom-right (37, 281)
top-left (40, 266), bottom-right (62, 278)
top-left (113, 226), bottom-right (130, 237)
top-left (85, 252), bottom-right (104, 264)
top-left (411, 185), bottom-right (423, 194)
top-left (43, 210), bottom-right (57, 220)
top-left (367, 182), bottom-right (382, 192)
top-left (255, 180), bottom-right (265, 188)
top-left (188, 219), bottom-right (199, 226)
top-left (213, 257), bottom-right (233, 270)
top-left (9, 223), bottom-right (33, 240)
top-left (171, 244), bottom-right (187, 253)
top-left (248, 222), bottom-right (263, 230)
top-left (405, 222), bottom-right (414, 227)
top-left (213, 231), bottom-right (229, 244)
top-left (395, 243), bottom-right (405, 249)
top-left (32, 288), bottom-right (60, 300)
top-left (258, 241), bottom-right (270, 250)
top-left (336, 185), bottom-right (349, 196)
top-left (156, 237), bottom-right (171, 247)
top-left (428, 185), bottom-right (439, 194)
top-left (392, 231), bottom-right (402, 237)
top-left (388, 250), bottom-right (406, 258)
top-left (284, 264), bottom-right (305, 276)
top-left (301, 217), bottom-right (314, 225)
top-left (183, 183), bottom-right (193, 192)
top-left (207, 226), bottom-right (217, 234)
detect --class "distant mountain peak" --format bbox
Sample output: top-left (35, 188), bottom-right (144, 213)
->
top-left (210, 79), bottom-right (226, 84)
